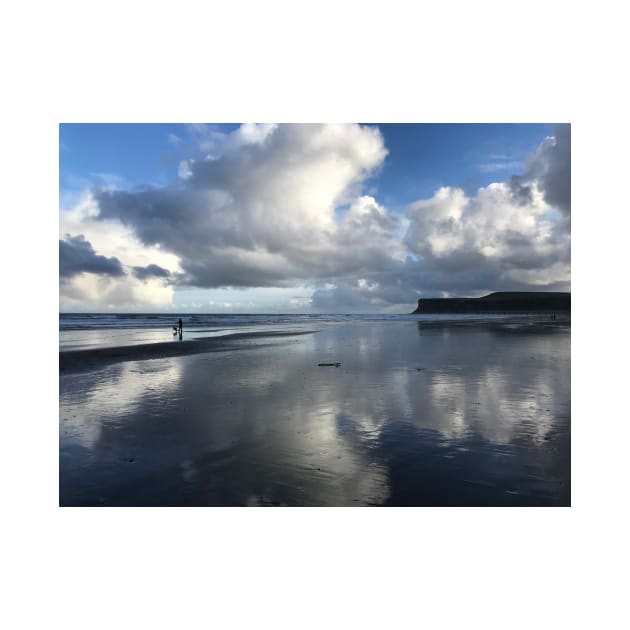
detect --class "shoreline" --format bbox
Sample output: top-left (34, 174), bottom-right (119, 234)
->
top-left (59, 329), bottom-right (316, 373)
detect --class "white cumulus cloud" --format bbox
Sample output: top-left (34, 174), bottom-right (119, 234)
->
top-left (60, 124), bottom-right (570, 312)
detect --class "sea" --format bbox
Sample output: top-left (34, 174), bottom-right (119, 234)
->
top-left (58, 311), bottom-right (517, 351)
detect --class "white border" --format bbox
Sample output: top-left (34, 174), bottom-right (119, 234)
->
top-left (4, 1), bottom-right (627, 628)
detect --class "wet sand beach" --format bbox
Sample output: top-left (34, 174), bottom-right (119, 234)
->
top-left (59, 318), bottom-right (570, 506)
top-left (59, 329), bottom-right (315, 373)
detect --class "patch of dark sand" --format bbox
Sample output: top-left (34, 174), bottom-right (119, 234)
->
top-left (59, 329), bottom-right (316, 374)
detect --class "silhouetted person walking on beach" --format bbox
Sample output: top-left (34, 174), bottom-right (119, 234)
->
top-left (178, 318), bottom-right (183, 340)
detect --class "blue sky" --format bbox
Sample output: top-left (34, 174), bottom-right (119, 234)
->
top-left (60, 123), bottom-right (552, 207)
top-left (59, 123), bottom-right (569, 312)
top-left (61, 124), bottom-right (237, 195)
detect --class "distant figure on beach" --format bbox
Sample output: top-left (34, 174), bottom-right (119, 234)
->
top-left (178, 318), bottom-right (183, 333)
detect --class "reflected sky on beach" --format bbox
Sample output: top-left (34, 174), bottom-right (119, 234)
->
top-left (60, 359), bottom-right (184, 449)
top-left (60, 319), bottom-right (570, 506)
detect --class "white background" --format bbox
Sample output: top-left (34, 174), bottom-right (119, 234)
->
top-left (2, 1), bottom-right (628, 628)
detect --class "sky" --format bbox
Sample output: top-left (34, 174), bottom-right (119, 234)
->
top-left (59, 123), bottom-right (570, 313)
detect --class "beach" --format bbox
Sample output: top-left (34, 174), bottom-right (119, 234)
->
top-left (59, 316), bottom-right (570, 506)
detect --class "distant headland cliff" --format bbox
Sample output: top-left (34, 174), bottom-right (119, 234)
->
top-left (412, 292), bottom-right (571, 314)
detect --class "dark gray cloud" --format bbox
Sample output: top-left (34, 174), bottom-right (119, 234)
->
top-left (507, 175), bottom-right (534, 206)
top-left (132, 263), bottom-right (172, 281)
top-left (59, 234), bottom-right (124, 279)
top-left (509, 124), bottom-right (571, 214)
top-left (539, 124), bottom-right (571, 214)
top-left (311, 255), bottom-right (571, 312)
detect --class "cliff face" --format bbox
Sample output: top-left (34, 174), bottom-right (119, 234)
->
top-left (412, 292), bottom-right (571, 314)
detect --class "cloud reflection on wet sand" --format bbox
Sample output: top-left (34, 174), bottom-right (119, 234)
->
top-left (60, 320), bottom-right (570, 506)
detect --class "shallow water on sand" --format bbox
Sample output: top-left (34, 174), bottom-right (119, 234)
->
top-left (59, 319), bottom-right (570, 506)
